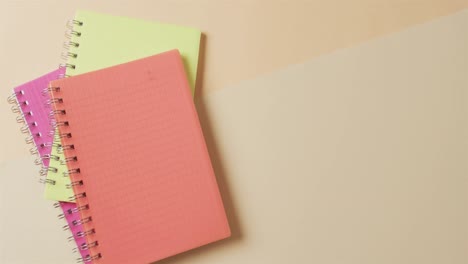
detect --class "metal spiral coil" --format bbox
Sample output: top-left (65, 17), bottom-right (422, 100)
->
top-left (41, 154), bottom-right (61, 162)
top-left (79, 241), bottom-right (99, 250)
top-left (50, 120), bottom-right (70, 129)
top-left (57, 145), bottom-right (64, 154)
top-left (66, 179), bottom-right (83, 189)
top-left (60, 19), bottom-right (82, 73)
top-left (34, 157), bottom-right (43, 166)
top-left (29, 147), bottom-right (39, 156)
top-left (58, 204), bottom-right (89, 219)
top-left (39, 166), bottom-right (58, 176)
top-left (60, 155), bottom-right (77, 165)
top-left (57, 20), bottom-right (102, 260)
top-left (18, 111), bottom-right (33, 122)
top-left (61, 51), bottom-right (78, 60)
top-left (7, 91), bottom-right (22, 104)
top-left (58, 72), bottom-right (70, 79)
top-left (77, 229), bottom-right (95, 238)
top-left (68, 192), bottom-right (86, 202)
top-left (74, 237), bottom-right (97, 254)
top-left (63, 216), bottom-right (91, 231)
top-left (68, 228), bottom-right (95, 242)
top-left (78, 253), bottom-right (102, 264)
top-left (65, 29), bottom-right (82, 38)
top-left (16, 115), bottom-right (25, 123)
top-left (6, 95), bottom-right (16, 104)
top-left (59, 63), bottom-right (76, 70)
top-left (63, 41), bottom-right (80, 49)
top-left (71, 216), bottom-right (92, 228)
top-left (47, 129), bottom-right (56, 137)
top-left (49, 109), bottom-right (66, 118)
top-left (11, 105), bottom-right (21, 114)
top-left (63, 168), bottom-right (81, 178)
top-left (6, 89), bottom-right (51, 180)
top-left (57, 132), bottom-right (72, 139)
top-left (60, 144), bottom-right (75, 151)
top-left (42, 86), bottom-right (61, 96)
top-left (67, 19), bottom-right (84, 28)
top-left (25, 134), bottom-right (34, 144)
top-left (26, 132), bottom-right (42, 145)
top-left (39, 141), bottom-right (61, 149)
top-left (20, 122), bottom-right (36, 133)
top-left (39, 178), bottom-right (56, 185)
top-left (69, 204), bottom-right (89, 214)
top-left (46, 97), bottom-right (64, 105)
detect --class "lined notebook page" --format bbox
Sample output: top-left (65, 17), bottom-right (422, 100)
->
top-left (11, 68), bottom-right (90, 261)
top-left (45, 10), bottom-right (201, 202)
top-left (49, 50), bottom-right (230, 264)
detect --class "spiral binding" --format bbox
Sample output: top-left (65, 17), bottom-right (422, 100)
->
top-left (39, 154), bottom-right (60, 163)
top-left (68, 191), bottom-right (86, 201)
top-left (39, 141), bottom-right (62, 149)
top-left (39, 178), bottom-right (56, 185)
top-left (40, 17), bottom-right (83, 168)
top-left (39, 166), bottom-right (58, 176)
top-left (59, 63), bottom-right (76, 70)
top-left (68, 228), bottom-right (95, 242)
top-left (50, 91), bottom-right (102, 263)
top-left (49, 109), bottom-right (66, 118)
top-left (60, 155), bottom-right (78, 165)
top-left (73, 241), bottom-right (99, 253)
top-left (6, 85), bottom-right (62, 184)
top-left (65, 217), bottom-right (92, 230)
top-left (50, 21), bottom-right (102, 259)
top-left (14, 18), bottom-right (84, 186)
top-left (61, 19), bottom-right (83, 72)
top-left (42, 19), bottom-right (101, 264)
top-left (42, 86), bottom-right (61, 96)
top-left (65, 179), bottom-right (84, 189)
top-left (58, 204), bottom-right (89, 219)
top-left (79, 253), bottom-right (102, 263)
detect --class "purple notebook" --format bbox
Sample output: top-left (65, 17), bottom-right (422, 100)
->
top-left (9, 68), bottom-right (90, 262)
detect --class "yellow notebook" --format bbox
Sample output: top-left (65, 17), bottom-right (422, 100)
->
top-left (44, 10), bottom-right (201, 202)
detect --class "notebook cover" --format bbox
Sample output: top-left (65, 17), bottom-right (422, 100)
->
top-left (49, 50), bottom-right (230, 264)
top-left (11, 68), bottom-right (90, 261)
top-left (45, 10), bottom-right (201, 202)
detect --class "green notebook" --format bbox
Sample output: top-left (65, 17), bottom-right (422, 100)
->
top-left (45, 10), bottom-right (201, 202)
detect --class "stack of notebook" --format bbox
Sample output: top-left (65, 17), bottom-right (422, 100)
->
top-left (7, 10), bottom-right (230, 264)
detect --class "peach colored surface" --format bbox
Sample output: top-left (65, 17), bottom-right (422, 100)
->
top-left (1, 0), bottom-right (466, 162)
top-left (0, 1), bottom-right (467, 263)
top-left (187, 11), bottom-right (468, 264)
top-left (50, 50), bottom-right (230, 264)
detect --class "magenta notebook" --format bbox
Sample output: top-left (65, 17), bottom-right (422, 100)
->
top-left (8, 68), bottom-right (90, 262)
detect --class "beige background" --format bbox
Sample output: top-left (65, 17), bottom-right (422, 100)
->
top-left (197, 11), bottom-right (467, 263)
top-left (0, 1), bottom-right (467, 263)
top-left (0, 156), bottom-right (77, 263)
top-left (0, 0), bottom-right (467, 161)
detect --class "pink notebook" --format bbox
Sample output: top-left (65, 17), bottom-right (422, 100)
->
top-left (8, 68), bottom-right (90, 262)
top-left (49, 50), bottom-right (230, 263)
